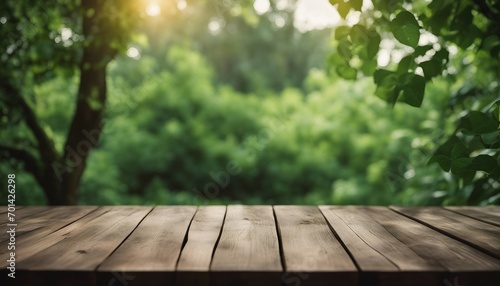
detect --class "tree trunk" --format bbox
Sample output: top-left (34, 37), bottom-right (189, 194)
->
top-left (2, 0), bottom-right (125, 205)
top-left (56, 67), bottom-right (107, 204)
top-left (53, 0), bottom-right (116, 204)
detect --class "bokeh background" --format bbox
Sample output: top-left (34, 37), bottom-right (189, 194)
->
top-left (1, 0), bottom-right (499, 206)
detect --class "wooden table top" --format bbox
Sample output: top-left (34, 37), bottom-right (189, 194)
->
top-left (1, 206), bottom-right (499, 286)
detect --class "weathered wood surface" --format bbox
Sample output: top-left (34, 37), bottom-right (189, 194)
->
top-left (211, 205), bottom-right (282, 286)
top-left (391, 206), bottom-right (500, 259)
top-left (445, 206), bottom-right (500, 227)
top-left (275, 206), bottom-right (357, 286)
top-left (176, 206), bottom-right (225, 286)
top-left (0, 206), bottom-right (498, 286)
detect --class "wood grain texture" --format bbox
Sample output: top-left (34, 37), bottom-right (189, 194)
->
top-left (0, 206), bottom-right (50, 225)
top-left (374, 206), bottom-right (500, 286)
top-left (97, 206), bottom-right (197, 286)
top-left (320, 206), bottom-right (418, 271)
top-left (0, 205), bottom-right (23, 215)
top-left (11, 206), bottom-right (152, 286)
top-left (391, 206), bottom-right (500, 259)
top-left (275, 206), bottom-right (357, 286)
top-left (445, 206), bottom-right (500, 227)
top-left (98, 206), bottom-right (196, 271)
top-left (211, 205), bottom-right (282, 286)
top-left (321, 206), bottom-right (444, 286)
top-left (1, 205), bottom-right (499, 286)
top-left (2, 206), bottom-right (96, 240)
top-left (176, 206), bottom-right (226, 286)
top-left (4, 207), bottom-right (110, 267)
top-left (0, 206), bottom-right (98, 267)
top-left (370, 207), bottom-right (500, 271)
top-left (19, 206), bottom-right (152, 270)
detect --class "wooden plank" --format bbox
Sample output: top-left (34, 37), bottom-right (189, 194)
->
top-left (0, 206), bottom-right (97, 245)
top-left (0, 205), bottom-right (23, 214)
top-left (18, 206), bottom-right (151, 269)
top-left (176, 206), bottom-right (226, 286)
top-left (0, 205), bottom-right (498, 286)
top-left (275, 206), bottom-right (357, 286)
top-left (445, 206), bottom-right (500, 227)
top-left (15, 206), bottom-right (152, 286)
top-left (1, 206), bottom-right (50, 245)
top-left (0, 206), bottom-right (98, 266)
top-left (1, 207), bottom-right (109, 267)
top-left (369, 206), bottom-right (500, 285)
top-left (97, 206), bottom-right (197, 286)
top-left (0, 206), bottom-right (50, 224)
top-left (320, 206), bottom-right (428, 270)
top-left (370, 206), bottom-right (500, 270)
top-left (211, 205), bottom-right (282, 286)
top-left (391, 206), bottom-right (500, 259)
top-left (321, 206), bottom-right (445, 286)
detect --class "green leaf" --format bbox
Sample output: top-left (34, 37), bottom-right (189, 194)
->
top-left (489, 165), bottom-right (500, 178)
top-left (373, 70), bottom-right (400, 104)
top-left (480, 131), bottom-right (499, 145)
top-left (461, 25), bottom-right (481, 49)
top-left (329, 0), bottom-right (343, 5)
top-left (463, 111), bottom-right (499, 134)
top-left (335, 26), bottom-right (351, 40)
top-left (413, 45), bottom-right (433, 56)
top-left (454, 6), bottom-right (473, 32)
top-left (397, 55), bottom-right (415, 74)
top-left (361, 59), bottom-right (377, 76)
top-left (451, 157), bottom-right (473, 175)
top-left (482, 35), bottom-right (500, 51)
top-left (337, 39), bottom-right (353, 62)
top-left (337, 2), bottom-right (351, 19)
top-left (490, 44), bottom-right (500, 58)
top-left (462, 170), bottom-right (476, 184)
top-left (400, 74), bottom-right (425, 107)
top-left (350, 24), bottom-right (369, 45)
top-left (428, 135), bottom-right (463, 171)
top-left (366, 31), bottom-right (381, 59)
top-left (489, 140), bottom-right (500, 149)
top-left (326, 53), bottom-right (342, 71)
top-left (428, 3), bottom-right (453, 33)
top-left (373, 69), bottom-right (395, 85)
top-left (450, 142), bottom-right (468, 159)
top-left (428, 154), bottom-right (452, 171)
top-left (468, 178), bottom-right (494, 204)
top-left (433, 49), bottom-right (449, 63)
top-left (420, 59), bottom-right (442, 79)
top-left (390, 10), bottom-right (421, 48)
top-left (375, 86), bottom-right (400, 105)
top-left (491, 140), bottom-right (500, 149)
top-left (427, 0), bottom-right (446, 11)
top-left (350, 0), bottom-right (363, 11)
top-left (336, 64), bottom-right (358, 79)
top-left (469, 155), bottom-right (498, 173)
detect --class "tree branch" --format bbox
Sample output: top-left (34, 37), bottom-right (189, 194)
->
top-left (0, 144), bottom-right (43, 184)
top-left (0, 82), bottom-right (59, 167)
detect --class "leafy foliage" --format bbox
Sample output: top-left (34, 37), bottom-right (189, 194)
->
top-left (328, 0), bottom-right (500, 203)
top-left (1, 45), bottom-right (458, 206)
top-left (1, 0), bottom-right (498, 206)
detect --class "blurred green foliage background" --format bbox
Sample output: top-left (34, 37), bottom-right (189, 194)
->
top-left (1, 0), bottom-right (498, 205)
